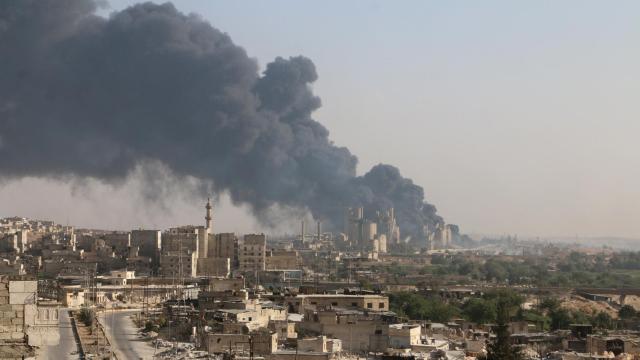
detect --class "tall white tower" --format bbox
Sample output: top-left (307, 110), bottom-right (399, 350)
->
top-left (205, 197), bottom-right (213, 234)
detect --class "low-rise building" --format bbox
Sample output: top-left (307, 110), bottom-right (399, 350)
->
top-left (388, 323), bottom-right (421, 348)
top-left (59, 286), bottom-right (85, 308)
top-left (286, 294), bottom-right (389, 313)
top-left (298, 307), bottom-right (395, 352)
top-left (586, 333), bottom-right (640, 356)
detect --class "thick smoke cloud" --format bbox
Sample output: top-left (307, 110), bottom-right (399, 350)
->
top-left (0, 0), bottom-right (443, 240)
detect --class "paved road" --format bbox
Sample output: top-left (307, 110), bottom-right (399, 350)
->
top-left (38, 308), bottom-right (80, 360)
top-left (99, 309), bottom-right (156, 360)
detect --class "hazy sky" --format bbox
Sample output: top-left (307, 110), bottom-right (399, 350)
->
top-left (1, 1), bottom-right (639, 238)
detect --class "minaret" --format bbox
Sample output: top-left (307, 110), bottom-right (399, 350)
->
top-left (205, 197), bottom-right (213, 234)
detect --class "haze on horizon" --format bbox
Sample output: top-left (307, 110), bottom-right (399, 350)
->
top-left (1, 0), bottom-right (638, 239)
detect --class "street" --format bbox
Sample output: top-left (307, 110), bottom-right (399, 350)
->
top-left (37, 308), bottom-right (80, 360)
top-left (99, 309), bottom-right (157, 360)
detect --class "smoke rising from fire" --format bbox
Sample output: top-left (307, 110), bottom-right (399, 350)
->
top-left (0, 0), bottom-right (443, 239)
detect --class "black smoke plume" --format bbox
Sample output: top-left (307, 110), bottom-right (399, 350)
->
top-left (0, 0), bottom-right (443, 240)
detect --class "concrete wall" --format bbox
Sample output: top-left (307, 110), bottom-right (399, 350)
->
top-left (131, 230), bottom-right (161, 259)
top-left (266, 250), bottom-right (299, 270)
top-left (269, 320), bottom-right (297, 340)
top-left (197, 257), bottom-right (230, 277)
top-left (207, 278), bottom-right (245, 292)
top-left (0, 277), bottom-right (60, 347)
top-left (298, 313), bottom-right (389, 353)
top-left (207, 333), bottom-right (277, 355)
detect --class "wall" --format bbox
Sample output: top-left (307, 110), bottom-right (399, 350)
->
top-left (0, 276), bottom-right (60, 347)
top-left (266, 250), bottom-right (299, 270)
top-left (207, 333), bottom-right (277, 355)
top-left (197, 257), bottom-right (230, 277)
top-left (130, 230), bottom-right (161, 259)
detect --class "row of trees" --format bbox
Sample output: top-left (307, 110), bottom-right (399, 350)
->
top-left (417, 252), bottom-right (640, 288)
top-left (390, 290), bottom-right (633, 331)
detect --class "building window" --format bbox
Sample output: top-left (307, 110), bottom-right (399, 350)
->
top-left (379, 303), bottom-right (385, 309)
top-left (351, 302), bottom-right (357, 307)
top-left (331, 302), bottom-right (338, 306)
top-left (375, 329), bottom-right (382, 335)
top-left (367, 303), bottom-right (373, 309)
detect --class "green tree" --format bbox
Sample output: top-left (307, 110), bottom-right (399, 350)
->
top-left (619, 305), bottom-right (637, 320)
top-left (549, 308), bottom-right (572, 330)
top-left (539, 297), bottom-right (560, 312)
top-left (592, 311), bottom-right (613, 329)
top-left (78, 307), bottom-right (94, 327)
top-left (571, 310), bottom-right (590, 325)
top-left (484, 260), bottom-right (508, 282)
top-left (390, 292), bottom-right (459, 322)
top-left (485, 300), bottom-right (522, 360)
top-left (463, 298), bottom-right (496, 324)
top-left (359, 279), bottom-right (373, 290)
top-left (144, 321), bottom-right (155, 332)
top-left (484, 289), bottom-right (524, 310)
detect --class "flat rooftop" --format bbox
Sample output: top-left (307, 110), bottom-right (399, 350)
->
top-left (295, 294), bottom-right (386, 298)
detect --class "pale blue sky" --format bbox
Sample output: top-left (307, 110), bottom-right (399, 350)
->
top-left (2, 1), bottom-right (639, 237)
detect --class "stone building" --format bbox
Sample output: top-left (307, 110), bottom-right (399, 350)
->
top-left (130, 230), bottom-right (161, 259)
top-left (239, 234), bottom-right (266, 273)
top-left (209, 233), bottom-right (237, 259)
top-left (163, 227), bottom-right (199, 254)
top-left (208, 232), bottom-right (238, 270)
top-left (297, 307), bottom-right (392, 352)
top-left (286, 294), bottom-right (389, 313)
top-left (388, 323), bottom-right (421, 348)
top-left (265, 250), bottom-right (299, 270)
top-left (159, 250), bottom-right (198, 278)
top-left (0, 275), bottom-right (60, 359)
top-left (586, 334), bottom-right (640, 356)
top-left (102, 232), bottom-right (131, 256)
top-left (197, 257), bottom-right (231, 277)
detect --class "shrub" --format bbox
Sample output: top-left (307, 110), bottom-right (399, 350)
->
top-left (78, 307), bottom-right (94, 327)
